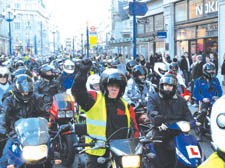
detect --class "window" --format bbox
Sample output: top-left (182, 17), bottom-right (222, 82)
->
top-left (175, 1), bottom-right (187, 22)
top-left (146, 16), bottom-right (154, 33)
top-left (189, 0), bottom-right (203, 19)
top-left (15, 3), bottom-right (20, 9)
top-left (137, 23), bottom-right (145, 35)
top-left (15, 22), bottom-right (20, 30)
top-left (154, 14), bottom-right (164, 31)
top-left (176, 27), bottom-right (196, 40)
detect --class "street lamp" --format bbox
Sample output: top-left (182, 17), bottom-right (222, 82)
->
top-left (52, 31), bottom-right (56, 54)
top-left (2, 8), bottom-right (16, 56)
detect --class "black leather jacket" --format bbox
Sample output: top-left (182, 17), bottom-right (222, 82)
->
top-left (1, 93), bottom-right (47, 133)
top-left (34, 78), bottom-right (58, 96)
top-left (147, 92), bottom-right (193, 125)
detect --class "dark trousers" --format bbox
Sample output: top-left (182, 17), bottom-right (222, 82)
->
top-left (153, 130), bottom-right (176, 168)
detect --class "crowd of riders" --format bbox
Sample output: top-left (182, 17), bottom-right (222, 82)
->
top-left (0, 51), bottom-right (224, 168)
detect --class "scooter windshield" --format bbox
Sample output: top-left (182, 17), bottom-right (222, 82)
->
top-left (14, 117), bottom-right (49, 146)
top-left (54, 93), bottom-right (73, 110)
top-left (110, 138), bottom-right (142, 156)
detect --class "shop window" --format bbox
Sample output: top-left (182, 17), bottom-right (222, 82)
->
top-left (137, 23), bottom-right (145, 35)
top-left (146, 16), bottom-right (154, 33)
top-left (189, 0), bottom-right (203, 19)
top-left (197, 39), bottom-right (204, 54)
top-left (197, 25), bottom-right (207, 38)
top-left (176, 27), bottom-right (196, 40)
top-left (154, 14), bottom-right (164, 31)
top-left (175, 0), bottom-right (187, 22)
top-left (156, 41), bottom-right (164, 54)
top-left (176, 41), bottom-right (188, 57)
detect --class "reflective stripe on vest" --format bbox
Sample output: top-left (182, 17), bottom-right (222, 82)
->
top-left (85, 92), bottom-right (130, 156)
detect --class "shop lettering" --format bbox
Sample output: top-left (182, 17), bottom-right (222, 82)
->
top-left (196, 0), bottom-right (218, 16)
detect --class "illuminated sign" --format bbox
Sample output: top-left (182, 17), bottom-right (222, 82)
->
top-left (196, 0), bottom-right (218, 16)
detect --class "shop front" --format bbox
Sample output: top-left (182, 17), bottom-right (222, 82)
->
top-left (174, 0), bottom-right (218, 58)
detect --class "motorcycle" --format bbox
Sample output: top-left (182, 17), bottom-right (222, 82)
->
top-left (146, 121), bottom-right (203, 168)
top-left (48, 92), bottom-right (78, 167)
top-left (73, 126), bottom-right (161, 168)
top-left (6, 117), bottom-right (52, 168)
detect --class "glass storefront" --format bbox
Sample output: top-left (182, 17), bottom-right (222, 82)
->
top-left (175, 0), bottom-right (218, 22)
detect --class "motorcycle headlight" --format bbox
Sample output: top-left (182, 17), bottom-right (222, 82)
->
top-left (58, 110), bottom-right (66, 118)
top-left (66, 110), bottom-right (74, 118)
top-left (121, 155), bottom-right (140, 168)
top-left (23, 145), bottom-right (48, 162)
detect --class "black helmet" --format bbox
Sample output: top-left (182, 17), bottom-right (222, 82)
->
top-left (39, 64), bottom-right (54, 80)
top-left (132, 65), bottom-right (147, 85)
top-left (100, 68), bottom-right (127, 98)
top-left (169, 62), bottom-right (179, 75)
top-left (126, 60), bottom-right (137, 74)
top-left (13, 74), bottom-right (34, 103)
top-left (159, 73), bottom-right (178, 99)
top-left (202, 62), bottom-right (216, 79)
top-left (15, 60), bottom-right (24, 69)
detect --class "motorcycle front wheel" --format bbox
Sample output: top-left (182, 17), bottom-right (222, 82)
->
top-left (60, 134), bottom-right (76, 167)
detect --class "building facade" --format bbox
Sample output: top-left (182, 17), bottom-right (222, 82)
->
top-left (0, 0), bottom-right (55, 56)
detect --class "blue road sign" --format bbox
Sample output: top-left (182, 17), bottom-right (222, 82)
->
top-left (129, 2), bottom-right (148, 16)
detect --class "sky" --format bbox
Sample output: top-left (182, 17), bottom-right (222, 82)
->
top-left (45, 0), bottom-right (111, 38)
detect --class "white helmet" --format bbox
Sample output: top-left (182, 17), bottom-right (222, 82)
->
top-left (0, 66), bottom-right (10, 80)
top-left (63, 59), bottom-right (75, 74)
top-left (211, 95), bottom-right (225, 152)
top-left (154, 62), bottom-right (168, 77)
top-left (86, 74), bottom-right (100, 92)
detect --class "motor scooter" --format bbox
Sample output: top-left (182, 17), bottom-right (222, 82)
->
top-left (146, 121), bottom-right (203, 168)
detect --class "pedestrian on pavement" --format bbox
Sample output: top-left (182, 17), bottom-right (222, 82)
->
top-left (221, 53), bottom-right (225, 86)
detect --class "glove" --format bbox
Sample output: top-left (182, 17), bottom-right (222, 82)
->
top-left (153, 115), bottom-right (165, 127)
top-left (158, 123), bottom-right (168, 131)
top-left (79, 58), bottom-right (92, 74)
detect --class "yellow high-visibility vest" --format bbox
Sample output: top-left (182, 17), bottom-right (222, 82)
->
top-left (198, 152), bottom-right (225, 168)
top-left (85, 92), bottom-right (130, 156)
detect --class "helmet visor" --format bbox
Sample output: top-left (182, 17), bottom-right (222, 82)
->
top-left (160, 76), bottom-right (177, 86)
top-left (15, 76), bottom-right (33, 93)
top-left (64, 65), bottom-right (75, 70)
top-left (217, 113), bottom-right (225, 129)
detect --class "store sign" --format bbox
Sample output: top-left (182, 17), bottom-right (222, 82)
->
top-left (196, 0), bottom-right (218, 16)
top-left (157, 32), bottom-right (167, 39)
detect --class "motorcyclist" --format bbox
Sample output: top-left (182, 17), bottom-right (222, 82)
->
top-left (71, 59), bottom-right (139, 168)
top-left (193, 62), bottom-right (222, 106)
top-left (147, 73), bottom-right (194, 168)
top-left (149, 62), bottom-right (168, 87)
top-left (34, 64), bottom-right (58, 111)
top-left (198, 95), bottom-right (225, 167)
top-left (123, 65), bottom-right (155, 123)
top-left (0, 67), bottom-right (12, 107)
top-left (57, 59), bottom-right (75, 92)
top-left (86, 74), bottom-right (100, 93)
top-left (0, 67), bottom-right (12, 157)
top-left (0, 74), bottom-right (47, 167)
top-left (125, 60), bottom-right (137, 80)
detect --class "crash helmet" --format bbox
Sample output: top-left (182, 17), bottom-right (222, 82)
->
top-left (12, 74), bottom-right (34, 103)
top-left (39, 64), bottom-right (54, 80)
top-left (159, 73), bottom-right (178, 99)
top-left (169, 62), bottom-right (179, 75)
top-left (154, 62), bottom-right (168, 77)
top-left (63, 59), bottom-right (75, 74)
top-left (202, 62), bottom-right (216, 79)
top-left (100, 68), bottom-right (127, 98)
top-left (132, 65), bottom-right (147, 85)
top-left (86, 74), bottom-right (100, 92)
top-left (126, 60), bottom-right (137, 74)
top-left (211, 95), bottom-right (225, 153)
top-left (0, 66), bottom-right (10, 85)
top-left (15, 60), bottom-right (24, 69)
